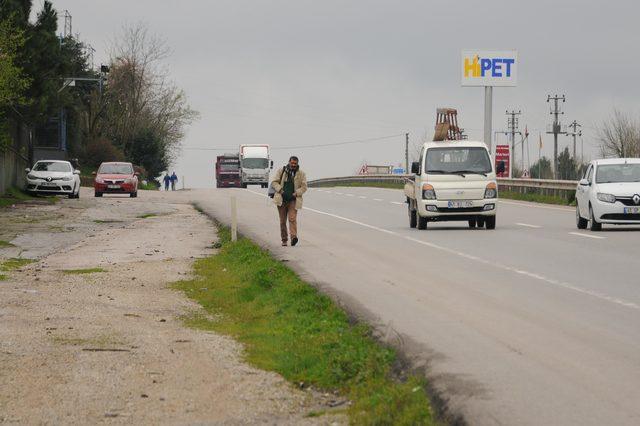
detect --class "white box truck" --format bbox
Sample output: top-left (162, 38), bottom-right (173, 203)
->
top-left (239, 144), bottom-right (272, 188)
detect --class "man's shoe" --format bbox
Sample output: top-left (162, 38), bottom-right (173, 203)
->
top-left (291, 237), bottom-right (298, 246)
top-left (282, 241), bottom-right (288, 246)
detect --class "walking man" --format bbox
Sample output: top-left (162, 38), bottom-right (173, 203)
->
top-left (170, 172), bottom-right (178, 191)
top-left (163, 174), bottom-right (171, 191)
top-left (272, 156), bottom-right (307, 246)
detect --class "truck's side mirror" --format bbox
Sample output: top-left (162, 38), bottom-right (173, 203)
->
top-left (410, 162), bottom-right (420, 175)
top-left (496, 161), bottom-right (506, 175)
top-left (25, 168), bottom-right (31, 173)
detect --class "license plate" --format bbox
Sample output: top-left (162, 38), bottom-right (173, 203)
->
top-left (40, 182), bottom-right (57, 187)
top-left (623, 207), bottom-right (640, 214)
top-left (447, 200), bottom-right (473, 208)
top-left (108, 185), bottom-right (120, 189)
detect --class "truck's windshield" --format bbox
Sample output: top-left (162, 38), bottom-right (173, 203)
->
top-left (219, 163), bottom-right (239, 172)
top-left (425, 147), bottom-right (492, 175)
top-left (242, 158), bottom-right (269, 169)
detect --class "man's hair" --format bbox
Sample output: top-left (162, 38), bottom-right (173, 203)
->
top-left (289, 156), bottom-right (299, 162)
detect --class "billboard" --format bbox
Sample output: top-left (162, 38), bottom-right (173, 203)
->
top-left (495, 145), bottom-right (510, 177)
top-left (461, 50), bottom-right (518, 87)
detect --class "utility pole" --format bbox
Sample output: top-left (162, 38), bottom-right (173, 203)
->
top-left (567, 120), bottom-right (582, 160)
top-left (546, 94), bottom-right (566, 178)
top-left (405, 133), bottom-right (409, 173)
top-left (505, 110), bottom-right (521, 178)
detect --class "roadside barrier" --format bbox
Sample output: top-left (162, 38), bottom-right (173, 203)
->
top-left (308, 175), bottom-right (578, 200)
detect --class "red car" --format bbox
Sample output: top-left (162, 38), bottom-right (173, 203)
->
top-left (94, 162), bottom-right (139, 197)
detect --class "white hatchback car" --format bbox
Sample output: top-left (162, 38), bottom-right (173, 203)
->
top-left (575, 158), bottom-right (640, 231)
top-left (25, 160), bottom-right (81, 199)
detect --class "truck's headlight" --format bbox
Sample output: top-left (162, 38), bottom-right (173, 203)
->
top-left (484, 182), bottom-right (497, 199)
top-left (422, 184), bottom-right (436, 200)
top-left (597, 192), bottom-right (616, 203)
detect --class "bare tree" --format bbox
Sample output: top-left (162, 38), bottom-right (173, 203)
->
top-left (596, 109), bottom-right (640, 158)
top-left (104, 23), bottom-right (198, 169)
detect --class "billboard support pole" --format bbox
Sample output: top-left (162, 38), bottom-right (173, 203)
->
top-left (484, 86), bottom-right (493, 152)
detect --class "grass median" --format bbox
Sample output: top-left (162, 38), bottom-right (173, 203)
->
top-left (173, 226), bottom-right (434, 425)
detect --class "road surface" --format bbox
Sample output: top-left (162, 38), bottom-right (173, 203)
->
top-left (189, 186), bottom-right (640, 426)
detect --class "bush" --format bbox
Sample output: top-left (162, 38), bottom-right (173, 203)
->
top-left (84, 138), bottom-right (125, 168)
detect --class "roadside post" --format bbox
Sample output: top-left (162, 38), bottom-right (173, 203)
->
top-left (461, 50), bottom-right (518, 154)
top-left (231, 196), bottom-right (238, 242)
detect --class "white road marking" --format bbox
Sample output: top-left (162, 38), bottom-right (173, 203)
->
top-left (345, 194), bottom-right (354, 197)
top-left (373, 198), bottom-right (383, 202)
top-left (358, 196), bottom-right (367, 199)
top-left (569, 232), bottom-right (605, 240)
top-left (391, 201), bottom-right (404, 205)
top-left (244, 189), bottom-right (636, 311)
top-left (516, 223), bottom-right (542, 228)
top-left (335, 192), bottom-right (344, 195)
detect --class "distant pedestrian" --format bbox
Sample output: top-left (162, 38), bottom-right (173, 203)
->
top-left (271, 156), bottom-right (307, 246)
top-left (163, 174), bottom-right (171, 191)
top-left (170, 172), bottom-right (178, 191)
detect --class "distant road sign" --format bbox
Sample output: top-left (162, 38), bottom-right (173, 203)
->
top-left (461, 50), bottom-right (518, 87)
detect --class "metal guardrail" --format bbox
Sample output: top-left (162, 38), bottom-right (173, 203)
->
top-left (309, 175), bottom-right (579, 199)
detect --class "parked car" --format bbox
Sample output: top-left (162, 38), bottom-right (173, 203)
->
top-left (25, 160), bottom-right (81, 199)
top-left (576, 158), bottom-right (640, 231)
top-left (93, 162), bottom-right (139, 198)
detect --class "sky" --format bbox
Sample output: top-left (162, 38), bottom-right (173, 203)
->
top-left (46, 0), bottom-right (640, 186)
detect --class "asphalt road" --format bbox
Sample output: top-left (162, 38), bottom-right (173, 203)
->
top-left (188, 186), bottom-right (640, 426)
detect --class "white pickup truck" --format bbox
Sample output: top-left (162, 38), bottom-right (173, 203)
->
top-left (404, 140), bottom-right (499, 230)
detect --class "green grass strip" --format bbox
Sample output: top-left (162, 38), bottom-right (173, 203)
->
top-left (498, 190), bottom-right (575, 206)
top-left (173, 226), bottom-right (434, 425)
top-left (62, 267), bottom-right (106, 275)
top-left (0, 240), bottom-right (15, 248)
top-left (0, 187), bottom-right (57, 208)
top-left (0, 258), bottom-right (35, 272)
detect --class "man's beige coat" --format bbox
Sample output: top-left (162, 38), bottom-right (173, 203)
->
top-left (271, 167), bottom-right (308, 210)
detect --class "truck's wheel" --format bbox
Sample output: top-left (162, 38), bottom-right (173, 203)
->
top-left (417, 216), bottom-right (428, 230)
top-left (485, 216), bottom-right (496, 230)
top-left (409, 206), bottom-right (417, 228)
top-left (468, 219), bottom-right (476, 228)
top-left (241, 183), bottom-right (247, 189)
top-left (477, 217), bottom-right (485, 228)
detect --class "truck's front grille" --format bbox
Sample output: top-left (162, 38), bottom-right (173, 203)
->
top-left (436, 207), bottom-right (485, 213)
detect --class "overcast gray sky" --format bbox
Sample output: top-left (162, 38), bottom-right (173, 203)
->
top-left (50, 0), bottom-right (640, 186)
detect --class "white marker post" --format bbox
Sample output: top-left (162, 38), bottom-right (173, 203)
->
top-left (230, 196), bottom-right (238, 242)
top-left (461, 50), bottom-right (518, 154)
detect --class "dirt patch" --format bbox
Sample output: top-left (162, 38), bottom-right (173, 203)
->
top-left (0, 192), bottom-right (344, 425)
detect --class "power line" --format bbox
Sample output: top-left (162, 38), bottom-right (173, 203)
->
top-left (183, 133), bottom-right (405, 152)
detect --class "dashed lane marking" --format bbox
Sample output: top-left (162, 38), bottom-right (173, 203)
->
top-left (569, 232), bottom-right (605, 240)
top-left (516, 223), bottom-right (542, 228)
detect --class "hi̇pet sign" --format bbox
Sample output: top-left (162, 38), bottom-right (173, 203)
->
top-left (461, 50), bottom-right (518, 87)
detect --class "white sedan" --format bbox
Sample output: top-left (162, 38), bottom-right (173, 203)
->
top-left (575, 158), bottom-right (640, 231)
top-left (25, 160), bottom-right (81, 199)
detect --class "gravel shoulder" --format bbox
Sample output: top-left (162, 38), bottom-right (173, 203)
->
top-left (0, 190), bottom-right (343, 425)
